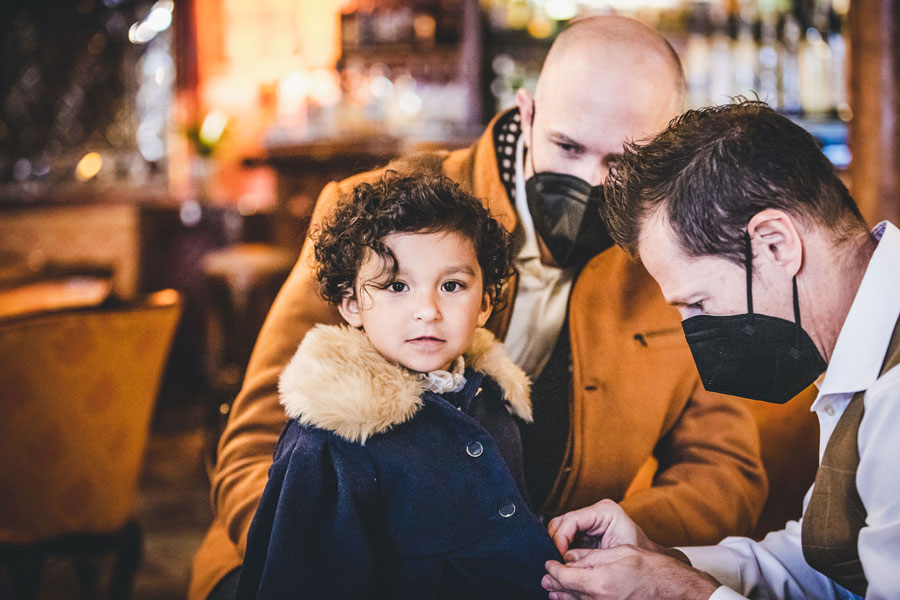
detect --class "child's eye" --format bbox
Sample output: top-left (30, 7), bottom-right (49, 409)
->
top-left (441, 281), bottom-right (465, 292)
top-left (387, 281), bottom-right (408, 293)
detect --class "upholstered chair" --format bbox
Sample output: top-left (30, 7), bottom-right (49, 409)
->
top-left (0, 290), bottom-right (182, 599)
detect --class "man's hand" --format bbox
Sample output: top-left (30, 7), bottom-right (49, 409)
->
top-left (541, 545), bottom-right (720, 600)
top-left (547, 499), bottom-right (660, 555)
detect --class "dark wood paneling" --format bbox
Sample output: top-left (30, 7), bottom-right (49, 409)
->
top-left (848, 0), bottom-right (900, 225)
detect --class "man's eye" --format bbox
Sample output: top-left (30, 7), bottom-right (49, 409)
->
top-left (441, 281), bottom-right (465, 292)
top-left (388, 282), bottom-right (408, 293)
top-left (557, 141), bottom-right (582, 155)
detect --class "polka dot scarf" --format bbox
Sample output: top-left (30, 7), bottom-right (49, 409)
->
top-left (492, 108), bottom-right (521, 204)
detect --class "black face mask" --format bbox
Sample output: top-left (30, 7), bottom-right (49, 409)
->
top-left (682, 235), bottom-right (827, 404)
top-left (524, 104), bottom-right (614, 269)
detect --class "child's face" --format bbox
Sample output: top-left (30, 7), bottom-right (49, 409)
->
top-left (338, 230), bottom-right (493, 374)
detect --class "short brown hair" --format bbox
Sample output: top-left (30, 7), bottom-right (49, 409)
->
top-left (602, 100), bottom-right (866, 264)
top-left (313, 172), bottom-right (514, 306)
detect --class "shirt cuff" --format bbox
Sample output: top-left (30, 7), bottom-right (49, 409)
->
top-left (678, 545), bottom-right (745, 595)
top-left (709, 586), bottom-right (748, 600)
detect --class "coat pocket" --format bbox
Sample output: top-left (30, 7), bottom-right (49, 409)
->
top-left (632, 326), bottom-right (684, 350)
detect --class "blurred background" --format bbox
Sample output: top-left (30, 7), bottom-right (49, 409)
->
top-left (1, 0), bottom-right (898, 598)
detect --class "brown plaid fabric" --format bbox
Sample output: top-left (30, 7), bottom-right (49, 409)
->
top-left (801, 315), bottom-right (900, 596)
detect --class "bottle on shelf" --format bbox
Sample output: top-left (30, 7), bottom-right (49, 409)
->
top-left (780, 9), bottom-right (803, 114)
top-left (799, 26), bottom-right (831, 115)
top-left (707, 3), bottom-right (733, 105)
top-left (731, 0), bottom-right (759, 100)
top-left (827, 4), bottom-right (849, 119)
top-left (756, 0), bottom-right (781, 108)
top-left (684, 1), bottom-right (713, 109)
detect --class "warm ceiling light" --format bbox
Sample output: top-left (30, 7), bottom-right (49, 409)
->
top-left (75, 152), bottom-right (102, 181)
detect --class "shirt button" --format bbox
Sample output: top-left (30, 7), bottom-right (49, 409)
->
top-left (824, 405), bottom-right (835, 417)
top-left (499, 503), bottom-right (516, 518)
top-left (466, 441), bottom-right (484, 457)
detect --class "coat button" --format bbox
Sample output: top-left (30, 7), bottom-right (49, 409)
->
top-left (466, 441), bottom-right (484, 457)
top-left (499, 503), bottom-right (516, 518)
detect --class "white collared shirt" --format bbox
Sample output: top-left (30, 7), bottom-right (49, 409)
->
top-left (681, 221), bottom-right (900, 600)
top-left (501, 134), bottom-right (575, 379)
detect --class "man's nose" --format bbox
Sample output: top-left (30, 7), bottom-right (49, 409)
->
top-left (573, 161), bottom-right (607, 188)
top-left (588, 162), bottom-right (609, 188)
top-left (413, 290), bottom-right (440, 322)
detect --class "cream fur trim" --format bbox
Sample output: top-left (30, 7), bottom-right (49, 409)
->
top-left (279, 325), bottom-right (531, 444)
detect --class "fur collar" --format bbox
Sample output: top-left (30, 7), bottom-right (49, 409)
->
top-left (279, 324), bottom-right (532, 444)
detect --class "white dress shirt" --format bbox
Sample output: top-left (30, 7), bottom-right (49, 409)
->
top-left (681, 221), bottom-right (900, 600)
top-left (502, 134), bottom-right (575, 379)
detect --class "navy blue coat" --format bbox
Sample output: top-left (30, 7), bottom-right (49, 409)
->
top-left (235, 325), bottom-right (560, 599)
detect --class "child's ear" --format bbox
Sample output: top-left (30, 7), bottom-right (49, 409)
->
top-left (338, 292), bottom-right (363, 328)
top-left (476, 292), bottom-right (493, 327)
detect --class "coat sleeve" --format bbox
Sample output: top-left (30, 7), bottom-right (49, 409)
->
top-left (209, 180), bottom-right (350, 559)
top-left (236, 424), bottom-right (386, 599)
top-left (619, 381), bottom-right (768, 547)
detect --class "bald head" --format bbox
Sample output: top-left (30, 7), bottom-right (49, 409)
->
top-left (537, 16), bottom-right (685, 106)
top-left (516, 15), bottom-right (685, 188)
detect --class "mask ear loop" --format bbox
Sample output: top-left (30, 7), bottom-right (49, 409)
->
top-left (744, 232), bottom-right (754, 321)
top-left (529, 99), bottom-right (540, 182)
top-left (791, 275), bottom-right (803, 355)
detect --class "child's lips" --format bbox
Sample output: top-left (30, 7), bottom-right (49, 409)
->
top-left (407, 336), bottom-right (445, 345)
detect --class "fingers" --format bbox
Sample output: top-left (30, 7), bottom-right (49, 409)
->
top-left (541, 562), bottom-right (564, 593)
top-left (562, 546), bottom-right (638, 567)
top-left (549, 517), bottom-right (578, 555)
top-left (547, 499), bottom-right (621, 555)
top-left (544, 577), bottom-right (580, 600)
top-left (562, 548), bottom-right (606, 567)
top-left (543, 560), bottom-right (596, 595)
top-left (545, 549), bottom-right (720, 600)
top-left (548, 591), bottom-right (580, 600)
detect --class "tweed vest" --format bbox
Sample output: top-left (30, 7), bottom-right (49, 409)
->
top-left (801, 315), bottom-right (900, 596)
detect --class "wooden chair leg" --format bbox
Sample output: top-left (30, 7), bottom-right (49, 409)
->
top-left (107, 522), bottom-right (142, 600)
top-left (7, 549), bottom-right (44, 600)
top-left (74, 556), bottom-right (101, 599)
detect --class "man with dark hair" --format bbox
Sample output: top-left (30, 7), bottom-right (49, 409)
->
top-left (190, 20), bottom-right (777, 600)
top-left (603, 100), bottom-right (865, 263)
top-left (543, 100), bottom-right (900, 599)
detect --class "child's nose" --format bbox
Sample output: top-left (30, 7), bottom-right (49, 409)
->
top-left (413, 291), bottom-right (440, 322)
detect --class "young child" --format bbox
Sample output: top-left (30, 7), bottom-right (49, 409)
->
top-left (236, 173), bottom-right (560, 599)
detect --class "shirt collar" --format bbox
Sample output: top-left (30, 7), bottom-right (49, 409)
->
top-left (814, 221), bottom-right (900, 404)
top-left (513, 133), bottom-right (541, 261)
top-left (419, 355), bottom-right (467, 394)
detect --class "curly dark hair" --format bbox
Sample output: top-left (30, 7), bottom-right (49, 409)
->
top-left (313, 172), bottom-right (515, 307)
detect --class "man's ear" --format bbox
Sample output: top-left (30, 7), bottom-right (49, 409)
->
top-left (747, 209), bottom-right (804, 278)
top-left (338, 292), bottom-right (363, 328)
top-left (516, 88), bottom-right (534, 145)
top-left (476, 292), bottom-right (493, 327)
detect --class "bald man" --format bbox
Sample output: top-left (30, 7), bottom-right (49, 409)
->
top-left (190, 17), bottom-right (770, 600)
